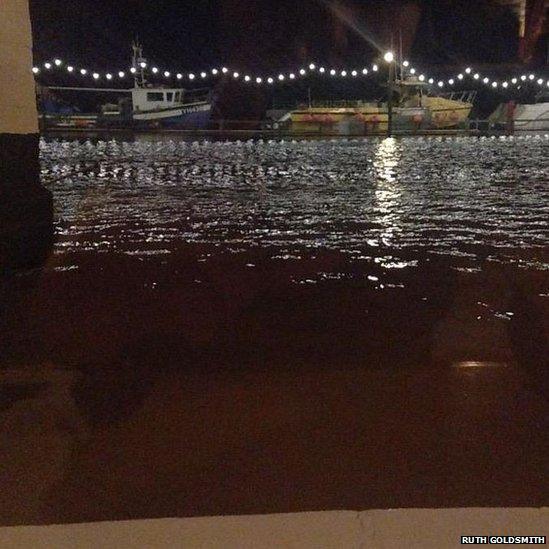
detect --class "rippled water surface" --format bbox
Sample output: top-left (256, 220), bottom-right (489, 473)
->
top-left (41, 135), bottom-right (549, 272)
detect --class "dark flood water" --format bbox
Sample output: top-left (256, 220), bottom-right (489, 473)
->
top-left (33, 135), bottom-right (548, 363)
top-left (0, 135), bottom-right (548, 523)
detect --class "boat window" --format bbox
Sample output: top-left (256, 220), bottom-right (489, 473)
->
top-left (175, 92), bottom-right (181, 102)
top-left (147, 92), bottom-right (164, 102)
top-left (167, 92), bottom-right (173, 102)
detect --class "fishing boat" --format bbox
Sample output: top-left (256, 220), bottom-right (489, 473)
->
top-left (39, 43), bottom-right (212, 130)
top-left (272, 78), bottom-right (475, 135)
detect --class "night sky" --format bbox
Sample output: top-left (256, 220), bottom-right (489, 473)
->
top-left (30, 0), bottom-right (521, 71)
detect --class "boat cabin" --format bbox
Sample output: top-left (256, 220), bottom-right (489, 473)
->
top-left (132, 88), bottom-right (188, 112)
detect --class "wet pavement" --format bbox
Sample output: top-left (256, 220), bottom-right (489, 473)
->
top-left (0, 135), bottom-right (547, 525)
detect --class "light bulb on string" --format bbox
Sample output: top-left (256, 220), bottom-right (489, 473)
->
top-left (465, 67), bottom-right (472, 74)
top-left (428, 78), bottom-right (434, 84)
top-left (448, 79), bottom-right (454, 85)
top-left (92, 72), bottom-right (100, 80)
top-left (502, 82), bottom-right (508, 88)
top-left (403, 60), bottom-right (409, 67)
top-left (351, 70), bottom-right (357, 77)
top-left (106, 73), bottom-right (112, 80)
top-left (267, 77), bottom-right (274, 84)
top-left (409, 68), bottom-right (416, 75)
top-left (80, 68), bottom-right (87, 75)
top-left (54, 59), bottom-right (62, 66)
top-left (418, 74), bottom-right (425, 81)
top-left (118, 71), bottom-right (125, 78)
top-left (44, 62), bottom-right (52, 69)
top-left (491, 81), bottom-right (498, 88)
top-left (221, 67), bottom-right (228, 73)
top-left (309, 63), bottom-right (316, 70)
top-left (151, 67), bottom-right (158, 73)
top-left (233, 72), bottom-right (239, 79)
top-left (211, 68), bottom-right (218, 75)
top-left (528, 74), bottom-right (534, 80)
top-left (537, 78), bottom-right (544, 85)
top-left (67, 66), bottom-right (74, 72)
top-left (289, 73), bottom-right (295, 79)
top-left (278, 74), bottom-right (284, 81)
top-left (189, 73), bottom-right (195, 80)
top-left (330, 69), bottom-right (336, 76)
top-left (139, 62), bottom-right (146, 68)
top-left (319, 67), bottom-right (325, 73)
top-left (457, 74), bottom-right (464, 80)
top-left (164, 71), bottom-right (170, 77)
top-left (473, 73), bottom-right (480, 80)
top-left (299, 69), bottom-right (306, 75)
top-left (200, 72), bottom-right (207, 78)
top-left (511, 77), bottom-right (517, 84)
top-left (256, 77), bottom-right (262, 84)
top-left (520, 75), bottom-right (526, 81)
top-left (438, 81), bottom-right (444, 87)
top-left (176, 73), bottom-right (182, 79)
top-left (483, 77), bottom-right (489, 84)
top-left (372, 64), bottom-right (378, 71)
top-left (362, 68), bottom-right (368, 75)
top-left (244, 75), bottom-right (251, 82)
top-left (32, 67), bottom-right (39, 74)
top-left (341, 70), bottom-right (347, 77)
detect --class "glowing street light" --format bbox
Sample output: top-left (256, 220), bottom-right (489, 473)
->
top-left (383, 51), bottom-right (394, 63)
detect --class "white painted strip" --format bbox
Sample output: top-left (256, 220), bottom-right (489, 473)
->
top-left (0, 508), bottom-right (547, 549)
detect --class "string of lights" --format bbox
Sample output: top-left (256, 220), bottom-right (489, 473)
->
top-left (31, 55), bottom-right (549, 91)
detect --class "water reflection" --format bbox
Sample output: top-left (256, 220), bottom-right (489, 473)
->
top-left (40, 136), bottom-right (549, 273)
top-left (373, 137), bottom-right (404, 248)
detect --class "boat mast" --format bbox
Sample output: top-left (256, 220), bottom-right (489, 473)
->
top-left (132, 40), bottom-right (147, 88)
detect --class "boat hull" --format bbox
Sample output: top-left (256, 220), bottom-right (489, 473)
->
top-left (132, 102), bottom-right (212, 129)
top-left (288, 98), bottom-right (472, 134)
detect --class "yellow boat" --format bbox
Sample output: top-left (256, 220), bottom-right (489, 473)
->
top-left (287, 80), bottom-right (476, 134)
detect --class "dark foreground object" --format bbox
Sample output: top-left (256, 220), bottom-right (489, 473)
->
top-left (0, 134), bottom-right (53, 271)
top-left (0, 250), bottom-right (547, 526)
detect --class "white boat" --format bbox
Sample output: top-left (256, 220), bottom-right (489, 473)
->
top-left (490, 92), bottom-right (549, 132)
top-left (99, 43), bottom-right (212, 128)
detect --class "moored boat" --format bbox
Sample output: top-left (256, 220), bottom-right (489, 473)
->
top-left (39, 43), bottom-right (212, 130)
top-left (489, 91), bottom-right (549, 132)
top-left (275, 78), bottom-right (475, 134)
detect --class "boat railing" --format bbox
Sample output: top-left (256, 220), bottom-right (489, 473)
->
top-left (272, 99), bottom-right (381, 109)
top-left (426, 90), bottom-right (477, 104)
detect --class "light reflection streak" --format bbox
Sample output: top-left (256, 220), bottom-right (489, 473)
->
top-left (372, 137), bottom-right (403, 247)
